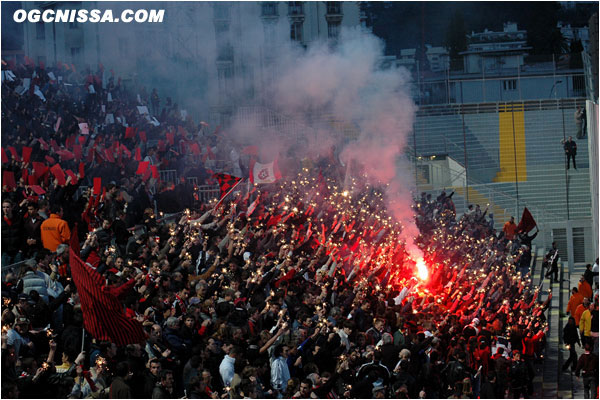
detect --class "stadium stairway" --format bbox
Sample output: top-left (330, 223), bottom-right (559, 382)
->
top-left (558, 263), bottom-right (587, 398)
top-left (540, 254), bottom-right (561, 398)
top-left (533, 250), bottom-right (587, 399)
top-left (452, 186), bottom-right (511, 225)
top-left (531, 247), bottom-right (544, 398)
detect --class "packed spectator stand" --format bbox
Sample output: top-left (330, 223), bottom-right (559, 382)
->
top-left (1, 60), bottom-right (598, 399)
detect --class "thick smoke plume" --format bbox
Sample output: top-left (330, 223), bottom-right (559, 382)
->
top-left (230, 27), bottom-right (422, 259)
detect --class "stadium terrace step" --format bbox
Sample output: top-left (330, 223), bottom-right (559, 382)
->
top-left (452, 186), bottom-right (511, 223)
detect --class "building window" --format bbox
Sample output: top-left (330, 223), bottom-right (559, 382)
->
top-left (214, 4), bottom-right (230, 20)
top-left (71, 47), bottom-right (81, 64)
top-left (214, 21), bottom-right (229, 34)
top-left (261, 2), bottom-right (278, 17)
top-left (217, 44), bottom-right (234, 62)
top-left (326, 2), bottom-right (341, 14)
top-left (288, 2), bottom-right (303, 15)
top-left (416, 165), bottom-right (430, 184)
top-left (217, 63), bottom-right (234, 94)
top-left (36, 22), bottom-right (45, 39)
top-left (290, 21), bottom-right (303, 42)
top-left (119, 38), bottom-right (129, 58)
top-left (69, 21), bottom-right (78, 29)
top-left (328, 21), bottom-right (341, 39)
top-left (503, 79), bottom-right (517, 91)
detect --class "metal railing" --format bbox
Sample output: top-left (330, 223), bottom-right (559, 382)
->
top-left (1, 259), bottom-right (33, 281)
top-left (233, 106), bottom-right (318, 144)
top-left (581, 50), bottom-right (598, 102)
top-left (197, 185), bottom-right (221, 203)
top-left (409, 98), bottom-right (592, 228)
top-left (159, 169), bottom-right (178, 184)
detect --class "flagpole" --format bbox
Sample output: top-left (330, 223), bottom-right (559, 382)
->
top-left (212, 178), bottom-right (245, 212)
top-left (81, 327), bottom-right (85, 353)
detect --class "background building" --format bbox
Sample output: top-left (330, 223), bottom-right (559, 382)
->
top-left (15, 1), bottom-right (361, 126)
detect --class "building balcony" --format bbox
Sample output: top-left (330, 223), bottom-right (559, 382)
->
top-left (216, 45), bottom-right (234, 63)
top-left (261, 2), bottom-right (279, 19)
top-left (213, 4), bottom-right (231, 22)
top-left (325, 2), bottom-right (343, 22)
top-left (288, 2), bottom-right (304, 19)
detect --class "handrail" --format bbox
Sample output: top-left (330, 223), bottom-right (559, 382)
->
top-left (409, 150), bottom-right (562, 228)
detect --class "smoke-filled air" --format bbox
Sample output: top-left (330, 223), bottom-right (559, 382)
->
top-left (250, 26), bottom-right (421, 260)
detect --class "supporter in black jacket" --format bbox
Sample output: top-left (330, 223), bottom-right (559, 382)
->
top-left (562, 316), bottom-right (580, 371)
top-left (2, 199), bottom-right (24, 265)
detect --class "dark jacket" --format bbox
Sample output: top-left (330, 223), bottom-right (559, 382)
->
top-left (23, 214), bottom-right (43, 252)
top-left (110, 376), bottom-right (131, 399)
top-left (162, 327), bottom-right (190, 356)
top-left (563, 322), bottom-right (581, 346)
top-left (152, 384), bottom-right (175, 399)
top-left (564, 140), bottom-right (577, 155)
top-left (575, 352), bottom-right (598, 378)
top-left (509, 360), bottom-right (529, 389)
top-left (2, 215), bottom-right (24, 255)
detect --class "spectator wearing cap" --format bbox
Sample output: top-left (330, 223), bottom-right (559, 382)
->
top-left (40, 204), bottom-right (70, 252)
top-left (6, 317), bottom-right (33, 358)
top-left (12, 293), bottom-right (31, 320)
top-left (52, 244), bottom-right (70, 279)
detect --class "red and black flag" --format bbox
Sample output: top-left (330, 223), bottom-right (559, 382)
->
top-left (517, 207), bottom-right (537, 233)
top-left (212, 173), bottom-right (243, 200)
top-left (69, 230), bottom-right (146, 346)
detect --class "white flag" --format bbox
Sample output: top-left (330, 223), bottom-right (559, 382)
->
top-left (250, 160), bottom-right (282, 184)
top-left (79, 123), bottom-right (89, 135)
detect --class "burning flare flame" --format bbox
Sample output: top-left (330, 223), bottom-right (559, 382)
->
top-left (416, 258), bottom-right (429, 281)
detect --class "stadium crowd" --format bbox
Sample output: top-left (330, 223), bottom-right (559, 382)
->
top-left (1, 60), bottom-right (598, 399)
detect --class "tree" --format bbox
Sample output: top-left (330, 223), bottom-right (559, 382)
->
top-left (569, 39), bottom-right (584, 69)
top-left (520, 3), bottom-right (567, 55)
top-left (444, 11), bottom-right (468, 71)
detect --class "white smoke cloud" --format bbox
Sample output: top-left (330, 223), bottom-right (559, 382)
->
top-left (249, 26), bottom-right (421, 258)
